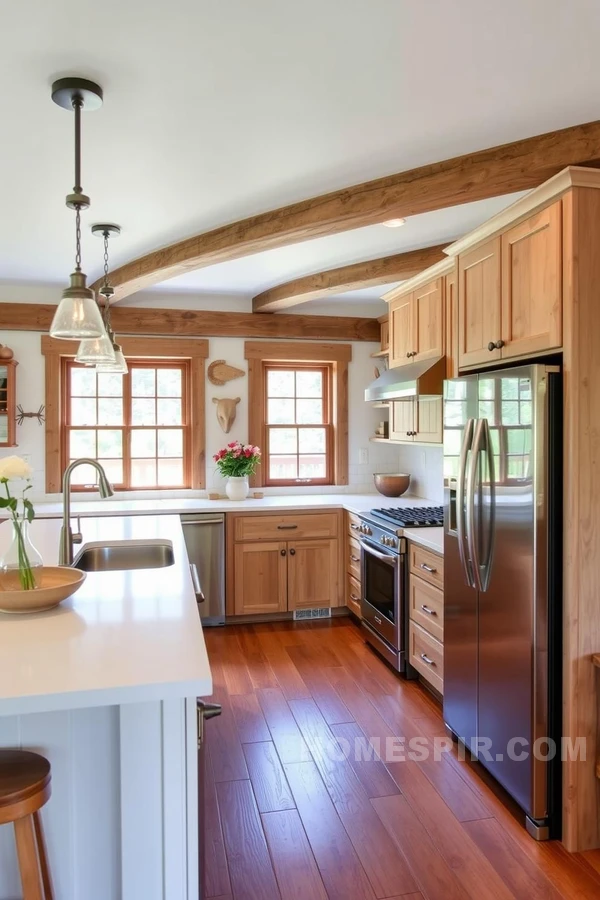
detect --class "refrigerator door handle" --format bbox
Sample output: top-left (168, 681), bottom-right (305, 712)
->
top-left (480, 417), bottom-right (496, 592)
top-left (457, 417), bottom-right (475, 587)
top-left (466, 418), bottom-right (484, 592)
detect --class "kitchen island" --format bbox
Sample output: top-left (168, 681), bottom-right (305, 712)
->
top-left (0, 514), bottom-right (211, 900)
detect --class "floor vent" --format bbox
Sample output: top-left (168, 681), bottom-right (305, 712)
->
top-left (293, 608), bottom-right (332, 621)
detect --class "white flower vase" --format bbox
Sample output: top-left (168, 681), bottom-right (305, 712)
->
top-left (226, 476), bottom-right (250, 501)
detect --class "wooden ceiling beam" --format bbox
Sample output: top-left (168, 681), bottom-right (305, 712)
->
top-left (251, 244), bottom-right (447, 312)
top-left (0, 303), bottom-right (380, 342)
top-left (93, 120), bottom-right (600, 302)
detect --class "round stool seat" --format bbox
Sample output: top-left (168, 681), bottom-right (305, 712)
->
top-left (0, 750), bottom-right (54, 899)
top-left (0, 750), bottom-right (51, 812)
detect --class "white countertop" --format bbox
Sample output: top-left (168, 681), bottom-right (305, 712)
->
top-left (31, 493), bottom-right (444, 553)
top-left (0, 515), bottom-right (212, 716)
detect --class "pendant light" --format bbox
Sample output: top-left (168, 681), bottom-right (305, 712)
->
top-left (49, 78), bottom-right (106, 340)
top-left (93, 225), bottom-right (128, 375)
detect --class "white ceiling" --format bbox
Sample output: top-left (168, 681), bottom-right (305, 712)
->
top-left (1, 0), bottom-right (600, 310)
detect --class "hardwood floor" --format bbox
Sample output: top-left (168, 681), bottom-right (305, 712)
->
top-left (203, 618), bottom-right (600, 900)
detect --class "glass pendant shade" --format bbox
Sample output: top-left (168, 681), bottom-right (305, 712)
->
top-left (50, 271), bottom-right (106, 339)
top-left (75, 330), bottom-right (116, 366)
top-left (96, 343), bottom-right (128, 374)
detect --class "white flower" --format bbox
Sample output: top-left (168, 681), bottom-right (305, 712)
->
top-left (0, 456), bottom-right (33, 481)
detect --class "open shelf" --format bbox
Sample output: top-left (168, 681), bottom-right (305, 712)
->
top-left (370, 349), bottom-right (389, 358)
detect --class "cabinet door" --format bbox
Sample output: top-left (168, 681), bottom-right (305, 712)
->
top-left (445, 266), bottom-right (458, 379)
top-left (414, 397), bottom-right (442, 444)
top-left (501, 201), bottom-right (562, 359)
top-left (388, 292), bottom-right (414, 368)
top-left (413, 278), bottom-right (444, 362)
top-left (389, 400), bottom-right (415, 441)
top-left (380, 319), bottom-right (389, 353)
top-left (287, 539), bottom-right (340, 609)
top-left (458, 237), bottom-right (501, 369)
top-left (234, 542), bottom-right (287, 615)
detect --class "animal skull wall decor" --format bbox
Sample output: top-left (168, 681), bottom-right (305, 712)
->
top-left (213, 397), bottom-right (240, 433)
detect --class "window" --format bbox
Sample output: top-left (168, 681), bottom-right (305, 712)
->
top-left (42, 336), bottom-right (208, 493)
top-left (245, 341), bottom-right (351, 488)
top-left (63, 360), bottom-right (190, 490)
top-left (265, 365), bottom-right (332, 485)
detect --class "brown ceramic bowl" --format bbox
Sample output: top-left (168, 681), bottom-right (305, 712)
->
top-left (373, 473), bottom-right (411, 498)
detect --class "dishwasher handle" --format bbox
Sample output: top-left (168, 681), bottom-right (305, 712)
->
top-left (190, 563), bottom-right (205, 603)
top-left (182, 518), bottom-right (224, 526)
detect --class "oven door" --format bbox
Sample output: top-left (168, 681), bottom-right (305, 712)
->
top-left (360, 539), bottom-right (401, 650)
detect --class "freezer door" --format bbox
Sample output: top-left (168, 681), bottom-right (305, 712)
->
top-left (475, 366), bottom-right (546, 817)
top-left (443, 376), bottom-right (479, 746)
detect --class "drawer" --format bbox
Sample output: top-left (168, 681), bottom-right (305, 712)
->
top-left (409, 576), bottom-right (443, 642)
top-left (234, 511), bottom-right (339, 542)
top-left (409, 543), bottom-right (444, 589)
top-left (410, 621), bottom-right (443, 694)
top-left (347, 511), bottom-right (362, 539)
top-left (347, 536), bottom-right (361, 580)
top-left (347, 573), bottom-right (362, 619)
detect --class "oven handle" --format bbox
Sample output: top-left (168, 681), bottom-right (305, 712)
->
top-left (359, 540), bottom-right (397, 566)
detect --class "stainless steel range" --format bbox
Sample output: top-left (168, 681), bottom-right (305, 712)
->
top-left (358, 505), bottom-right (442, 672)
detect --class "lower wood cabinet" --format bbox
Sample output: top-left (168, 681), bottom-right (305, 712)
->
top-left (408, 541), bottom-right (444, 694)
top-left (227, 510), bottom-right (342, 616)
top-left (233, 542), bottom-right (288, 615)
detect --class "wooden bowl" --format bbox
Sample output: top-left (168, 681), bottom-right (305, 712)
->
top-left (373, 473), bottom-right (411, 497)
top-left (0, 567), bottom-right (86, 614)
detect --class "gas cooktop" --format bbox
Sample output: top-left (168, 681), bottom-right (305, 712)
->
top-left (370, 506), bottom-right (443, 528)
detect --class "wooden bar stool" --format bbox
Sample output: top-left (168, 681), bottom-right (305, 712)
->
top-left (0, 750), bottom-right (53, 900)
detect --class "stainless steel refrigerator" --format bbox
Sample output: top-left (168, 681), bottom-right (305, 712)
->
top-left (443, 364), bottom-right (562, 840)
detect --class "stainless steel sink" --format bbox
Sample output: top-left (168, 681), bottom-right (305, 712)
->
top-left (73, 539), bottom-right (175, 572)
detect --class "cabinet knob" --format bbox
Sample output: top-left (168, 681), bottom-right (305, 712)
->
top-left (488, 340), bottom-right (505, 351)
top-left (280, 548), bottom-right (286, 556)
top-left (289, 548), bottom-right (296, 556)
top-left (494, 339), bottom-right (505, 349)
top-left (487, 341), bottom-right (496, 352)
top-left (406, 351), bottom-right (412, 358)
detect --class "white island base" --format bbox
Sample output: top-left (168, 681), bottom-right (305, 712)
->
top-left (0, 516), bottom-right (212, 900)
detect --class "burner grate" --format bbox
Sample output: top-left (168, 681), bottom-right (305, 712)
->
top-left (371, 506), bottom-right (443, 528)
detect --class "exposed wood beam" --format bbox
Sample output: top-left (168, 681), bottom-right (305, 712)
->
top-left (93, 120), bottom-right (600, 302)
top-left (0, 303), bottom-right (380, 342)
top-left (251, 244), bottom-right (446, 312)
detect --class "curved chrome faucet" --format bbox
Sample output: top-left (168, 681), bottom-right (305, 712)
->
top-left (59, 459), bottom-right (114, 566)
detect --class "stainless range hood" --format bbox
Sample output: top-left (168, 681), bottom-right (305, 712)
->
top-left (365, 356), bottom-right (445, 402)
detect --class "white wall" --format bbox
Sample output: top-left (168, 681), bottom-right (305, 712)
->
top-left (394, 444), bottom-right (444, 503)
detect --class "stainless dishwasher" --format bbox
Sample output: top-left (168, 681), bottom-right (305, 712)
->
top-left (180, 513), bottom-right (225, 625)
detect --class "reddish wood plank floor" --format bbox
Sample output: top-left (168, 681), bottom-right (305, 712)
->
top-left (203, 618), bottom-right (600, 900)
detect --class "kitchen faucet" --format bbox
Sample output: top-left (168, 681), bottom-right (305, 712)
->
top-left (59, 459), bottom-right (114, 566)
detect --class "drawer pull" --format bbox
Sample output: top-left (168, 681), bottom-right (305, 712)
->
top-left (374, 615), bottom-right (382, 625)
top-left (277, 524), bottom-right (298, 530)
top-left (420, 563), bottom-right (437, 573)
top-left (421, 604), bottom-right (437, 616)
top-left (350, 523), bottom-right (360, 530)
top-left (350, 555), bottom-right (360, 562)
top-left (420, 653), bottom-right (435, 666)
top-left (350, 593), bottom-right (360, 602)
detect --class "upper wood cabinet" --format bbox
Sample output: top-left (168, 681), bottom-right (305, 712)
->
top-left (444, 266), bottom-right (458, 379)
top-left (415, 397), bottom-right (442, 444)
top-left (413, 278), bottom-right (444, 363)
top-left (458, 237), bottom-right (502, 369)
top-left (379, 318), bottom-right (389, 353)
top-left (389, 400), bottom-right (415, 441)
top-left (455, 201), bottom-right (563, 370)
top-left (501, 201), bottom-right (562, 359)
top-left (389, 292), bottom-right (413, 367)
top-left (388, 279), bottom-right (444, 369)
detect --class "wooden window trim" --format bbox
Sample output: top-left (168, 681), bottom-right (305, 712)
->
top-left (245, 341), bottom-right (350, 488)
top-left (41, 335), bottom-right (208, 493)
top-left (264, 363), bottom-right (333, 487)
top-left (62, 358), bottom-right (192, 491)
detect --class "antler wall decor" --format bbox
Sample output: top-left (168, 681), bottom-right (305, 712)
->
top-left (16, 404), bottom-right (45, 426)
